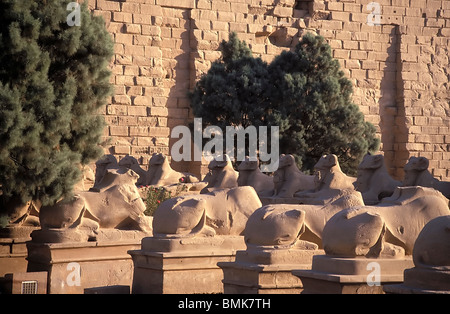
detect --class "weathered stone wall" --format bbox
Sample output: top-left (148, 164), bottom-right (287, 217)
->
top-left (87, 0), bottom-right (449, 180)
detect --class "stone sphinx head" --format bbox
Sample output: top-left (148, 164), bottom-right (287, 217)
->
top-left (355, 154), bottom-right (385, 192)
top-left (94, 154), bottom-right (118, 185)
top-left (314, 154), bottom-right (339, 171)
top-left (118, 155), bottom-right (140, 168)
top-left (244, 205), bottom-right (306, 248)
top-left (278, 154), bottom-right (296, 169)
top-left (358, 154), bottom-right (384, 170)
top-left (403, 157), bottom-right (429, 186)
top-left (152, 196), bottom-right (209, 237)
top-left (238, 156), bottom-right (259, 171)
top-left (313, 154), bottom-right (339, 188)
top-left (149, 153), bottom-right (167, 166)
top-left (208, 154), bottom-right (233, 170)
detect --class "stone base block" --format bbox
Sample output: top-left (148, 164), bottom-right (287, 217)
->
top-left (129, 236), bottom-right (245, 294)
top-left (219, 263), bottom-right (305, 294)
top-left (384, 266), bottom-right (450, 294)
top-left (2, 272), bottom-right (47, 294)
top-left (0, 226), bottom-right (39, 277)
top-left (218, 248), bottom-right (324, 294)
top-left (0, 239), bottom-right (30, 277)
top-left (26, 239), bottom-right (142, 294)
top-left (292, 255), bottom-right (414, 294)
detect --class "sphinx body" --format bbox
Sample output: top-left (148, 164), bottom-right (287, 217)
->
top-left (237, 157), bottom-right (274, 197)
top-left (38, 168), bottom-right (152, 242)
top-left (200, 155), bottom-right (239, 194)
top-left (152, 186), bottom-right (262, 237)
top-left (273, 154), bottom-right (315, 198)
top-left (295, 154), bottom-right (356, 204)
top-left (118, 155), bottom-right (148, 186)
top-left (93, 154), bottom-right (119, 187)
top-left (384, 215), bottom-right (450, 293)
top-left (243, 191), bottom-right (364, 248)
top-left (403, 156), bottom-right (450, 199)
top-left (354, 154), bottom-right (401, 204)
top-left (322, 186), bottom-right (450, 258)
top-left (413, 215), bottom-right (450, 268)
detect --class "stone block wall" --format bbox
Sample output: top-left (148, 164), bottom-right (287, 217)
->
top-left (86, 0), bottom-right (449, 180)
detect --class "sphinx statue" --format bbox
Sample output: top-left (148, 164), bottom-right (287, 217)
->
top-left (0, 197), bottom-right (40, 231)
top-left (93, 154), bottom-right (119, 187)
top-left (384, 215), bottom-right (450, 294)
top-left (402, 156), bottom-right (450, 199)
top-left (152, 186), bottom-right (262, 237)
top-left (119, 154), bottom-right (205, 196)
top-left (237, 157), bottom-right (274, 197)
top-left (294, 154), bottom-right (356, 204)
top-left (243, 191), bottom-right (364, 248)
top-left (118, 155), bottom-right (149, 186)
top-left (118, 153), bottom-right (200, 187)
top-left (146, 153), bottom-right (199, 186)
top-left (354, 154), bottom-right (401, 204)
top-left (322, 186), bottom-right (450, 258)
top-left (273, 154), bottom-right (315, 198)
top-left (244, 206), bottom-right (310, 248)
top-left (200, 155), bottom-right (239, 194)
top-left (35, 168), bottom-right (152, 243)
top-left (413, 215), bottom-right (450, 268)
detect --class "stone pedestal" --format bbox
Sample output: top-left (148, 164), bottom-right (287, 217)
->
top-left (0, 226), bottom-right (39, 277)
top-left (129, 236), bottom-right (245, 294)
top-left (293, 255), bottom-right (414, 294)
top-left (0, 238), bottom-right (30, 277)
top-left (384, 266), bottom-right (450, 294)
top-left (26, 239), bottom-right (142, 294)
top-left (2, 272), bottom-right (48, 294)
top-left (218, 247), bottom-right (324, 294)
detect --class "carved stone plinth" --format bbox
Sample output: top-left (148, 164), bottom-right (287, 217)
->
top-left (219, 248), bottom-right (324, 294)
top-left (26, 238), bottom-right (142, 294)
top-left (2, 272), bottom-right (47, 294)
top-left (384, 266), bottom-right (450, 294)
top-left (0, 226), bottom-right (39, 277)
top-left (129, 236), bottom-right (245, 294)
top-left (292, 255), bottom-right (414, 294)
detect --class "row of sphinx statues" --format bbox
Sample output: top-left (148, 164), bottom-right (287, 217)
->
top-left (9, 151), bottom-right (450, 265)
top-left (93, 152), bottom-right (450, 203)
top-left (147, 153), bottom-right (449, 260)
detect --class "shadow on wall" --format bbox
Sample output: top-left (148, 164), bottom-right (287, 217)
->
top-left (378, 26), bottom-right (409, 180)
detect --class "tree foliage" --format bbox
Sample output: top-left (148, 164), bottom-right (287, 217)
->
top-left (0, 0), bottom-right (113, 207)
top-left (190, 32), bottom-right (380, 175)
top-left (190, 32), bottom-right (272, 130)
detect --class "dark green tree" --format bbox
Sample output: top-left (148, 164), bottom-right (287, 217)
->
top-left (269, 33), bottom-right (380, 174)
top-left (190, 32), bottom-right (273, 130)
top-left (190, 32), bottom-right (380, 175)
top-left (0, 0), bottom-right (113, 210)
top-left (189, 32), bottom-right (275, 161)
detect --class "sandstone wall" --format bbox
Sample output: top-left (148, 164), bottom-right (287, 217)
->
top-left (87, 0), bottom-right (450, 180)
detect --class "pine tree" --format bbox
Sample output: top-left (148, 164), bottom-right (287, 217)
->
top-left (190, 32), bottom-right (272, 130)
top-left (269, 33), bottom-right (380, 174)
top-left (0, 0), bottom-right (113, 209)
top-left (190, 32), bottom-right (380, 175)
